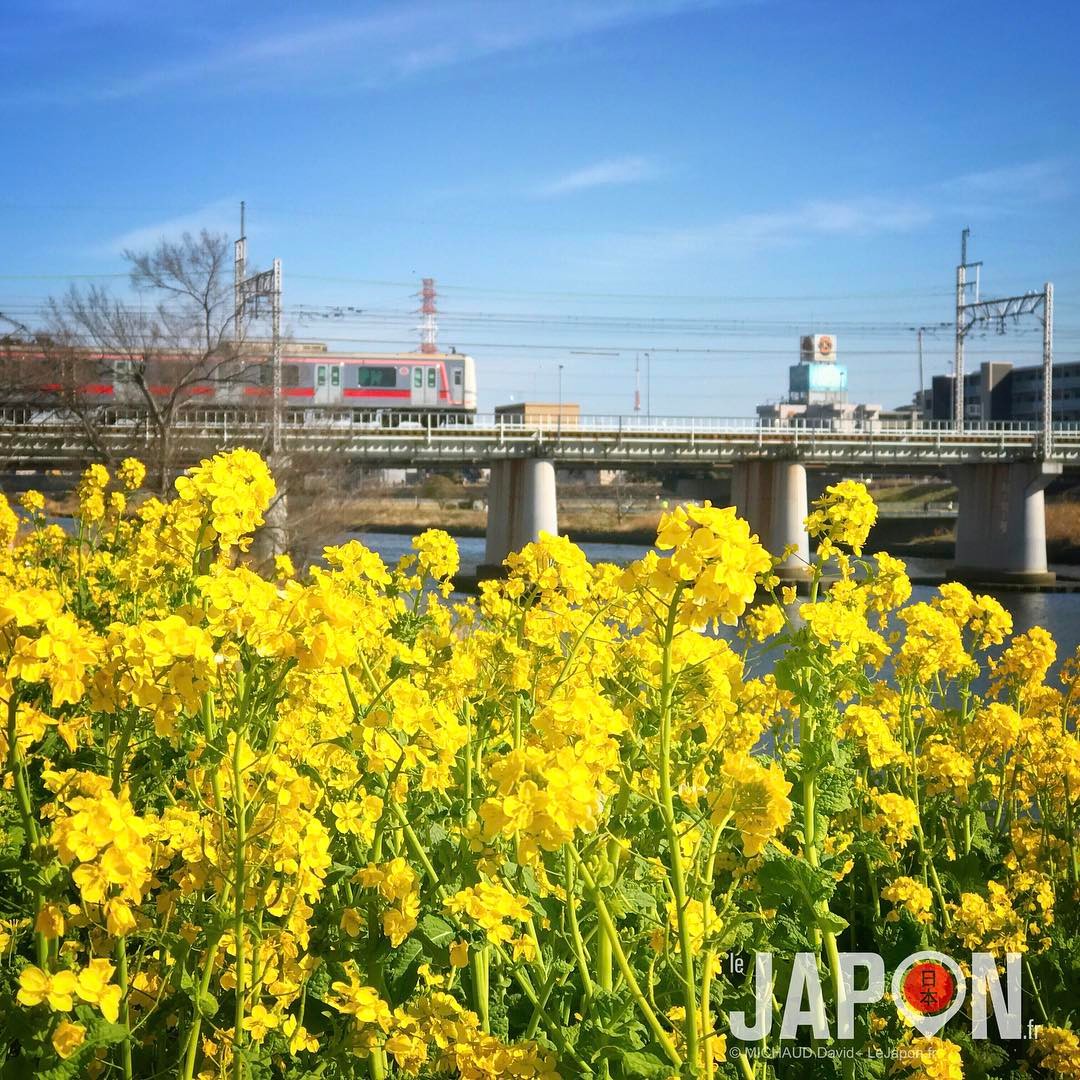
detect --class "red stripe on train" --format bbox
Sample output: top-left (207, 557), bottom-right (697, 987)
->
top-left (342, 389), bottom-right (412, 398)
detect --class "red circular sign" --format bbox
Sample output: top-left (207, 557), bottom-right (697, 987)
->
top-left (902, 961), bottom-right (956, 1015)
top-left (818, 336), bottom-right (834, 355)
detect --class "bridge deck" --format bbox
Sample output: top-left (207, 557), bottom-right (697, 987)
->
top-left (1, 412), bottom-right (1078, 468)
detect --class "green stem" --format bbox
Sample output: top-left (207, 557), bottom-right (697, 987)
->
top-left (231, 702), bottom-right (249, 1080)
top-left (180, 939), bottom-right (222, 1080)
top-left (801, 711), bottom-right (845, 1053)
top-left (563, 846), bottom-right (594, 1002)
top-left (470, 946), bottom-right (491, 1032)
top-left (571, 848), bottom-right (682, 1070)
top-left (116, 937), bottom-right (133, 1080)
top-left (658, 590), bottom-right (700, 1073)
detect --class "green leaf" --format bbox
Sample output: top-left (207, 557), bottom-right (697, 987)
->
top-left (612, 880), bottom-right (658, 918)
top-left (417, 913), bottom-right (455, 964)
top-left (813, 909), bottom-right (849, 936)
top-left (615, 1049), bottom-right (674, 1079)
top-left (323, 862), bottom-right (358, 887)
top-left (757, 857), bottom-right (836, 910)
top-left (383, 936), bottom-right (424, 1005)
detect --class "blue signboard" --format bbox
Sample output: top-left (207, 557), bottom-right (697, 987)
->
top-left (789, 362), bottom-right (847, 395)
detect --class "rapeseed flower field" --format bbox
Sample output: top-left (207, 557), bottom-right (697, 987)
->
top-left (0, 450), bottom-right (1077, 1079)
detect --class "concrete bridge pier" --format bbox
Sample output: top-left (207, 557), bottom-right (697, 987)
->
top-left (482, 458), bottom-right (559, 570)
top-left (672, 474), bottom-right (731, 505)
top-left (731, 460), bottom-right (811, 580)
top-left (952, 461), bottom-right (1061, 584)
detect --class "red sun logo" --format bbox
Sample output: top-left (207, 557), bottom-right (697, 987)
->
top-left (901, 961), bottom-right (956, 1015)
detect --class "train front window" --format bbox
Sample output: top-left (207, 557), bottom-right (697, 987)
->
top-left (357, 366), bottom-right (397, 388)
top-left (453, 368), bottom-right (463, 387)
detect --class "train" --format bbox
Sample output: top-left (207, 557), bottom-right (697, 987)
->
top-left (0, 342), bottom-right (478, 424)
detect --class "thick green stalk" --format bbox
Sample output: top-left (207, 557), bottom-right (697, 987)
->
top-left (800, 711), bottom-right (844, 1049)
top-left (5, 695), bottom-right (47, 966)
top-left (470, 946), bottom-right (491, 1032)
top-left (658, 591), bottom-right (700, 1072)
top-left (116, 937), bottom-right (133, 1080)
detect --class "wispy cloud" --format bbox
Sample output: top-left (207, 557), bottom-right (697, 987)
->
top-left (15, 0), bottom-right (750, 105)
top-left (537, 156), bottom-right (658, 197)
top-left (936, 159), bottom-right (1069, 205)
top-left (96, 198), bottom-right (240, 257)
top-left (574, 159), bottom-right (1068, 269)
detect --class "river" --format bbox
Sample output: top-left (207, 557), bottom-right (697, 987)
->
top-left (352, 531), bottom-right (1080, 654)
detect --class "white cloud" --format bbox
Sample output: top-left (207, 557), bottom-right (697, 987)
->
top-left (537, 156), bottom-right (658, 197)
top-left (936, 159), bottom-right (1068, 204)
top-left (98, 198), bottom-right (240, 256)
top-left (19, 0), bottom-right (751, 104)
top-left (572, 159), bottom-right (1068, 270)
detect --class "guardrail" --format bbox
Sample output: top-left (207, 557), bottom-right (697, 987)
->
top-left (1, 411), bottom-right (1079, 466)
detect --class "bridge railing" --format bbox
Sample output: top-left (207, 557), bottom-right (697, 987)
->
top-left (4, 404), bottom-right (1080, 436)
top-left (141, 411), bottom-right (1079, 436)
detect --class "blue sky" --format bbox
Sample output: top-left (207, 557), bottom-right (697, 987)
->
top-left (3, 0), bottom-right (1079, 414)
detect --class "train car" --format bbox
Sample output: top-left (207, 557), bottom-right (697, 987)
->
top-left (242, 345), bottom-right (477, 415)
top-left (0, 342), bottom-right (478, 423)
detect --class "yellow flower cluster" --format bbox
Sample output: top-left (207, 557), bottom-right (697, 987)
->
top-left (174, 446), bottom-right (275, 550)
top-left (893, 1036), bottom-right (964, 1080)
top-left (804, 478), bottom-right (878, 557)
top-left (1032, 1026), bottom-right (1080, 1079)
top-left (881, 877), bottom-right (934, 924)
top-left (446, 881), bottom-right (532, 947)
top-left (643, 501), bottom-right (772, 627)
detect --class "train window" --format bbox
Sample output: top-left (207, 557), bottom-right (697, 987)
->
top-left (427, 368), bottom-right (436, 388)
top-left (317, 366), bottom-right (326, 387)
top-left (330, 366), bottom-right (340, 387)
top-left (260, 363), bottom-right (299, 387)
top-left (357, 366), bottom-right (397, 388)
top-left (413, 368), bottom-right (422, 388)
top-left (453, 368), bottom-right (463, 387)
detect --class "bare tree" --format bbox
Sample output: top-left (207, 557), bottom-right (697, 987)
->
top-left (1, 230), bottom-right (268, 492)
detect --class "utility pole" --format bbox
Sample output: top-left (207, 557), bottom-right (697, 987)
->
top-left (270, 258), bottom-right (282, 456)
top-left (917, 327), bottom-right (924, 412)
top-left (233, 201), bottom-right (246, 345)
top-left (557, 362), bottom-right (564, 439)
top-left (954, 229), bottom-right (968, 430)
top-left (234, 210), bottom-right (288, 553)
top-left (634, 353), bottom-right (641, 412)
top-left (645, 350), bottom-right (652, 420)
top-left (1043, 282), bottom-right (1054, 454)
top-left (952, 233), bottom-right (1054, 454)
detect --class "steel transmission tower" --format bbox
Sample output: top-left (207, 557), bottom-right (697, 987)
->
top-left (419, 278), bottom-right (438, 354)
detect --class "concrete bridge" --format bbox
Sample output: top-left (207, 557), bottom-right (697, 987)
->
top-left (2, 409), bottom-right (1078, 583)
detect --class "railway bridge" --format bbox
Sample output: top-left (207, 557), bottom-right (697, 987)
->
top-left (2, 409), bottom-right (1079, 583)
